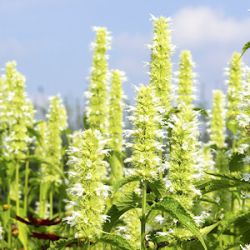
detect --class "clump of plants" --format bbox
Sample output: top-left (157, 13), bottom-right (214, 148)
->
top-left (0, 16), bottom-right (249, 250)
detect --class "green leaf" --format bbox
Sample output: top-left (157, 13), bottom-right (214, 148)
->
top-left (152, 196), bottom-right (207, 250)
top-left (113, 175), bottom-right (140, 192)
top-left (193, 107), bottom-right (208, 117)
top-left (228, 153), bottom-right (244, 172)
top-left (17, 221), bottom-right (29, 250)
top-left (197, 179), bottom-right (249, 194)
top-left (103, 192), bottom-right (141, 232)
top-left (241, 41), bottom-right (250, 57)
top-left (98, 233), bottom-right (135, 250)
top-left (148, 179), bottom-right (166, 198)
top-left (26, 155), bottom-right (53, 167)
top-left (48, 238), bottom-right (79, 249)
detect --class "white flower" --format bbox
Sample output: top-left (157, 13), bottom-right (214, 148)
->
top-left (68, 183), bottom-right (85, 197)
top-left (101, 214), bottom-right (111, 222)
top-left (0, 222), bottom-right (3, 240)
top-left (155, 215), bottom-right (165, 224)
top-left (95, 184), bottom-right (111, 198)
top-left (117, 226), bottom-right (127, 232)
top-left (63, 211), bottom-right (81, 226)
top-left (155, 231), bottom-right (168, 237)
top-left (164, 179), bottom-right (172, 188)
top-left (238, 144), bottom-right (249, 154)
top-left (241, 244), bottom-right (250, 250)
top-left (242, 173), bottom-right (250, 182)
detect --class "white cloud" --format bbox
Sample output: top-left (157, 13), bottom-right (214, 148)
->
top-left (172, 7), bottom-right (250, 47)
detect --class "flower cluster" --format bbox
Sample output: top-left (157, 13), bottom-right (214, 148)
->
top-left (168, 51), bottom-right (200, 208)
top-left (65, 129), bottom-right (110, 240)
top-left (43, 96), bottom-right (68, 184)
top-left (210, 90), bottom-right (226, 148)
top-left (108, 70), bottom-right (126, 152)
top-left (149, 16), bottom-right (174, 113)
top-left (108, 70), bottom-right (126, 183)
top-left (226, 52), bottom-right (243, 134)
top-left (177, 51), bottom-right (196, 107)
top-left (0, 61), bottom-right (35, 161)
top-left (85, 27), bottom-right (111, 134)
top-left (125, 85), bottom-right (163, 181)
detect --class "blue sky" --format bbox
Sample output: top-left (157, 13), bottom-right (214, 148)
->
top-left (0, 0), bottom-right (250, 107)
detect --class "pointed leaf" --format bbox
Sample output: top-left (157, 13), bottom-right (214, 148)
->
top-left (103, 192), bottom-right (141, 232)
top-left (241, 41), bottom-right (250, 57)
top-left (113, 175), bottom-right (140, 192)
top-left (99, 233), bottom-right (135, 250)
top-left (152, 196), bottom-right (207, 250)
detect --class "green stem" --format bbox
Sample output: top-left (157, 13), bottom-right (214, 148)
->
top-left (39, 182), bottom-right (46, 218)
top-left (141, 181), bottom-right (147, 250)
top-left (7, 183), bottom-right (11, 248)
top-left (50, 189), bottom-right (53, 219)
top-left (15, 162), bottom-right (20, 216)
top-left (24, 160), bottom-right (30, 216)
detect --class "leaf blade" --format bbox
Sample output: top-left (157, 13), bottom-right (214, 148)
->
top-left (152, 196), bottom-right (207, 250)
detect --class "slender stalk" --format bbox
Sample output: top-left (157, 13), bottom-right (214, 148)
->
top-left (15, 162), bottom-right (20, 215)
top-left (24, 160), bottom-right (30, 216)
top-left (141, 181), bottom-right (147, 250)
top-left (39, 182), bottom-right (47, 218)
top-left (50, 189), bottom-right (53, 219)
top-left (7, 181), bottom-right (11, 248)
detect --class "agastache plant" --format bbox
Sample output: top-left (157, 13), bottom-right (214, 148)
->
top-left (237, 66), bottom-right (250, 169)
top-left (0, 62), bottom-right (35, 217)
top-left (210, 90), bottom-right (226, 149)
top-left (149, 16), bottom-right (173, 113)
top-left (108, 70), bottom-right (126, 184)
top-left (35, 121), bottom-right (48, 218)
top-left (126, 85), bottom-right (163, 181)
top-left (85, 27), bottom-right (111, 134)
top-left (210, 90), bottom-right (230, 211)
top-left (39, 95), bottom-right (67, 218)
top-left (126, 85), bottom-right (163, 249)
top-left (65, 129), bottom-right (109, 241)
top-left (46, 96), bottom-right (67, 183)
top-left (226, 52), bottom-right (243, 137)
top-left (168, 51), bottom-right (200, 209)
top-left (1, 62), bottom-right (35, 161)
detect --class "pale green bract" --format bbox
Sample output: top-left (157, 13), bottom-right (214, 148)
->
top-left (0, 61), bottom-right (35, 161)
top-left (210, 90), bottom-right (226, 149)
top-left (65, 129), bottom-right (110, 240)
top-left (168, 51), bottom-right (201, 209)
top-left (45, 95), bottom-right (68, 184)
top-left (149, 16), bottom-right (173, 113)
top-left (226, 52), bottom-right (243, 136)
top-left (85, 27), bottom-right (111, 134)
top-left (126, 85), bottom-right (163, 181)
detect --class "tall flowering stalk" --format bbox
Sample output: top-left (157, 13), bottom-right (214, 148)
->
top-left (210, 90), bottom-right (230, 210)
top-left (149, 16), bottom-right (173, 113)
top-left (126, 85), bottom-right (163, 249)
top-left (177, 51), bottom-right (196, 107)
top-left (85, 27), bottom-right (111, 134)
top-left (65, 129), bottom-right (109, 241)
top-left (0, 62), bottom-right (35, 217)
top-left (237, 66), bottom-right (250, 170)
top-left (35, 121), bottom-right (49, 218)
top-left (226, 52), bottom-right (243, 137)
top-left (1, 62), bottom-right (35, 162)
top-left (108, 70), bottom-right (126, 183)
top-left (210, 90), bottom-right (226, 149)
top-left (44, 96), bottom-right (67, 217)
top-left (168, 51), bottom-right (200, 209)
top-left (127, 85), bottom-right (163, 181)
